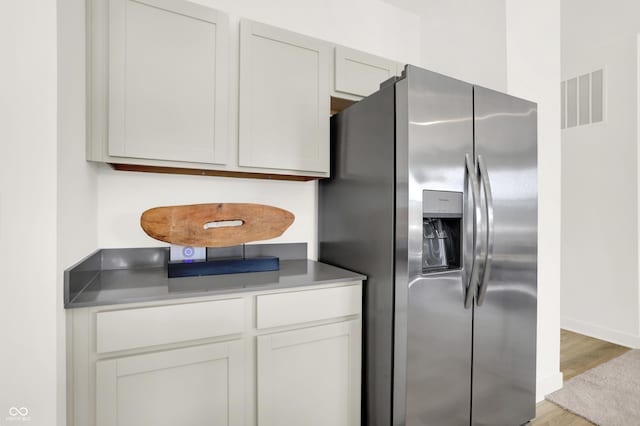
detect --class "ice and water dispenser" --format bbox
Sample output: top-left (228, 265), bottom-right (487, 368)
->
top-left (422, 190), bottom-right (462, 273)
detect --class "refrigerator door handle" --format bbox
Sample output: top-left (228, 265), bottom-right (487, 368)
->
top-left (464, 153), bottom-right (482, 309)
top-left (476, 154), bottom-right (494, 306)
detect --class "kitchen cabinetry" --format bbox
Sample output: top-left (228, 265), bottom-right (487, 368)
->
top-left (257, 321), bottom-right (361, 426)
top-left (239, 19), bottom-right (331, 174)
top-left (90, 0), bottom-right (229, 165)
top-left (87, 0), bottom-right (402, 179)
top-left (96, 341), bottom-right (244, 426)
top-left (333, 45), bottom-right (402, 100)
top-left (67, 281), bottom-right (362, 426)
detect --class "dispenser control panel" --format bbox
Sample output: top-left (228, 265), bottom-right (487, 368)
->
top-left (422, 190), bottom-right (463, 217)
top-left (422, 190), bottom-right (462, 273)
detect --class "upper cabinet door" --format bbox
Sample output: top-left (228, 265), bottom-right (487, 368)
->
top-left (333, 46), bottom-right (399, 99)
top-left (108, 0), bottom-right (228, 164)
top-left (239, 20), bottom-right (330, 174)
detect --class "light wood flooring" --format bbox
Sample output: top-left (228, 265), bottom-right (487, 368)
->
top-left (530, 329), bottom-right (630, 425)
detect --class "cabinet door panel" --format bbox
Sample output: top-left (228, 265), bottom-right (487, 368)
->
top-left (96, 340), bottom-right (244, 426)
top-left (257, 321), bottom-right (361, 426)
top-left (239, 20), bottom-right (330, 173)
top-left (334, 46), bottom-right (398, 98)
top-left (109, 0), bottom-right (228, 164)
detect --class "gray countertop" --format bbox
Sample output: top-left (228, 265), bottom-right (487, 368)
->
top-left (64, 246), bottom-right (365, 308)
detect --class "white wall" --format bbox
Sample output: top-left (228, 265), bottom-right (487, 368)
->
top-left (95, 0), bottom-right (421, 260)
top-left (562, 0), bottom-right (640, 52)
top-left (198, 0), bottom-right (421, 63)
top-left (58, 0), bottom-right (99, 269)
top-left (97, 167), bottom-right (320, 254)
top-left (505, 0), bottom-right (563, 400)
top-left (58, 0), bottom-right (100, 424)
top-left (0, 1), bottom-right (59, 425)
top-left (561, 36), bottom-right (640, 346)
top-left (385, 0), bottom-right (508, 91)
top-left (561, 0), bottom-right (640, 347)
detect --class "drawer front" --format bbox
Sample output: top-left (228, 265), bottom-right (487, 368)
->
top-left (96, 298), bottom-right (244, 353)
top-left (256, 284), bottom-right (361, 329)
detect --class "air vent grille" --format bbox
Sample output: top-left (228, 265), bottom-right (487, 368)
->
top-left (561, 69), bottom-right (604, 129)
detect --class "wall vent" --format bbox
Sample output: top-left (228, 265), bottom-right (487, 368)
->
top-left (561, 69), bottom-right (604, 129)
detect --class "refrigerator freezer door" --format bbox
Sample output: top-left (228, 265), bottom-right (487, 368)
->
top-left (319, 86), bottom-right (397, 426)
top-left (472, 86), bottom-right (537, 426)
top-left (398, 66), bottom-right (474, 426)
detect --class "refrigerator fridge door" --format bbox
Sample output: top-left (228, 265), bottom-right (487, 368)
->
top-left (471, 86), bottom-right (537, 426)
top-left (398, 66), bottom-right (475, 426)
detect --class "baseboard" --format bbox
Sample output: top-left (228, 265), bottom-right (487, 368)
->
top-left (536, 371), bottom-right (563, 402)
top-left (561, 317), bottom-right (640, 349)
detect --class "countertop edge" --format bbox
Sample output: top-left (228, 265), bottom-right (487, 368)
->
top-left (64, 249), bottom-right (366, 309)
top-left (64, 274), bottom-right (366, 309)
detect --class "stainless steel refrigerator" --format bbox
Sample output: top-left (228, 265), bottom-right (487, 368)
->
top-left (319, 65), bottom-right (537, 426)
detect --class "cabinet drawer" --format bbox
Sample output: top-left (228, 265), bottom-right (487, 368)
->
top-left (96, 298), bottom-right (244, 353)
top-left (256, 284), bottom-right (361, 329)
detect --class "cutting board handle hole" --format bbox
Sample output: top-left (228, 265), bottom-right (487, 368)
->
top-left (203, 219), bottom-right (244, 230)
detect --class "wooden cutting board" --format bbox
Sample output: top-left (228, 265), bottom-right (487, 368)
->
top-left (140, 203), bottom-right (295, 247)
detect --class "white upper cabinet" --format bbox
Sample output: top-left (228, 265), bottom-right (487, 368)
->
top-left (239, 19), bottom-right (330, 174)
top-left (333, 45), bottom-right (400, 100)
top-left (107, 0), bottom-right (228, 164)
top-left (88, 3), bottom-right (402, 179)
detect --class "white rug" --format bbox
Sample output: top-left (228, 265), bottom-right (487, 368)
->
top-left (546, 350), bottom-right (640, 426)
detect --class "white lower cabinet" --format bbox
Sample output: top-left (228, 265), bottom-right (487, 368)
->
top-left (257, 321), bottom-right (361, 426)
top-left (96, 340), bottom-right (244, 426)
top-left (68, 282), bottom-right (362, 426)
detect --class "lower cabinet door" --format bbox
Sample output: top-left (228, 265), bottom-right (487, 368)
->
top-left (96, 340), bottom-right (244, 426)
top-left (257, 320), bottom-right (361, 426)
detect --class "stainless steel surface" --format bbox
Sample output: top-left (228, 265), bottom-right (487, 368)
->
top-left (319, 65), bottom-right (537, 426)
top-left (403, 66), bottom-right (473, 426)
top-left (476, 154), bottom-right (494, 307)
top-left (471, 86), bottom-right (537, 426)
top-left (100, 247), bottom-right (169, 270)
top-left (64, 250), bottom-right (103, 307)
top-left (206, 245), bottom-right (245, 259)
top-left (93, 243), bottom-right (309, 274)
top-left (422, 190), bottom-right (463, 216)
top-left (319, 85), bottom-right (397, 426)
top-left (464, 153), bottom-right (482, 309)
top-left (393, 77), bottom-right (409, 426)
top-left (242, 242), bottom-right (308, 259)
